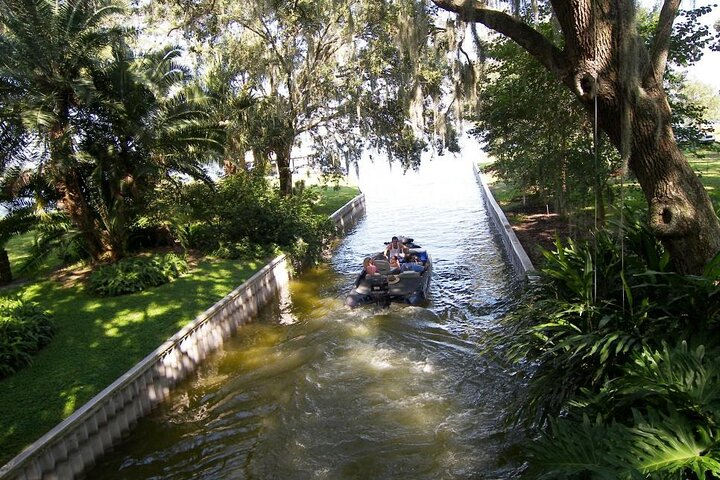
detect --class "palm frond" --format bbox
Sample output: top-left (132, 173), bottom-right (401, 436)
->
top-left (0, 205), bottom-right (39, 245)
top-left (19, 212), bottom-right (88, 273)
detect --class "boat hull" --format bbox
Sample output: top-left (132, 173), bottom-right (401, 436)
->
top-left (346, 240), bottom-right (432, 307)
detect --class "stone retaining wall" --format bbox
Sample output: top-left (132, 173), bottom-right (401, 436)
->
top-left (330, 193), bottom-right (365, 235)
top-left (0, 193), bottom-right (366, 480)
top-left (473, 164), bottom-right (536, 279)
top-left (0, 256), bottom-right (290, 480)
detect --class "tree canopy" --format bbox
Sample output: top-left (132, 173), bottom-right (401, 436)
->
top-left (0, 0), bottom-right (221, 261)
top-left (143, 0), bottom-right (455, 194)
top-left (2, 0), bottom-right (720, 274)
top-left (433, 0), bottom-right (720, 274)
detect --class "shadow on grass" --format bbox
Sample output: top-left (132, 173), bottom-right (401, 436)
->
top-left (0, 258), bottom-right (260, 466)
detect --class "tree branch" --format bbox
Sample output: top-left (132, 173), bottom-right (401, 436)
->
top-left (432, 0), bottom-right (568, 78)
top-left (649, 0), bottom-right (681, 83)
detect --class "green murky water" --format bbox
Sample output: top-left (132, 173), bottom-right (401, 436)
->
top-left (89, 155), bottom-right (526, 479)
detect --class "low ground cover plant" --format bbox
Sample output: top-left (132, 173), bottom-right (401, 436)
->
top-left (86, 253), bottom-right (189, 297)
top-left (0, 298), bottom-right (53, 379)
top-left (501, 210), bottom-right (720, 479)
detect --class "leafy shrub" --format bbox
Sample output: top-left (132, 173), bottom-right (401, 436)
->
top-left (186, 222), bottom-right (221, 252)
top-left (87, 253), bottom-right (188, 297)
top-left (180, 174), bottom-right (333, 267)
top-left (0, 298), bottom-right (54, 378)
top-left (500, 210), bottom-right (720, 478)
top-left (212, 239), bottom-right (278, 260)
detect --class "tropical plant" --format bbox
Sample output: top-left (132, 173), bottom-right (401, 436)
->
top-left (0, 163), bottom-right (63, 283)
top-left (525, 343), bottom-right (720, 479)
top-left (0, 207), bottom-right (39, 285)
top-left (86, 253), bottom-right (188, 297)
top-left (178, 173), bottom-right (332, 268)
top-left (1, 0), bottom-right (222, 262)
top-left (76, 40), bottom-right (222, 260)
top-left (499, 210), bottom-right (720, 478)
top-left (0, 0), bottom-right (126, 259)
top-left (0, 297), bottom-right (53, 379)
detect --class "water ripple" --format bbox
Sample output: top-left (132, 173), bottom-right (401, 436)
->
top-left (89, 153), bottom-right (526, 479)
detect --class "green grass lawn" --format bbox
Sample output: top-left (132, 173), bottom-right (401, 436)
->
top-left (606, 147), bottom-right (720, 213)
top-left (688, 148), bottom-right (720, 205)
top-left (0, 186), bottom-right (361, 466)
top-left (310, 185), bottom-right (361, 217)
top-left (4, 232), bottom-right (63, 282)
top-left (0, 258), bottom-right (262, 466)
top-left (483, 146), bottom-right (720, 213)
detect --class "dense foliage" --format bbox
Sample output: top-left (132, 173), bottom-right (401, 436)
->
top-left (500, 211), bottom-right (720, 478)
top-left (87, 253), bottom-right (188, 297)
top-left (144, 0), bottom-right (453, 193)
top-left (0, 0), bottom-right (222, 263)
top-left (0, 298), bottom-right (53, 378)
top-left (174, 174), bottom-right (334, 269)
top-left (640, 5), bottom-right (720, 149)
top-left (472, 27), bottom-right (621, 218)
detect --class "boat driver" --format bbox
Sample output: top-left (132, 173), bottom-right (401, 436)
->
top-left (384, 236), bottom-right (409, 260)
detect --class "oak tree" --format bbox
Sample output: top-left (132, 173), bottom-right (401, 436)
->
top-left (434, 0), bottom-right (720, 274)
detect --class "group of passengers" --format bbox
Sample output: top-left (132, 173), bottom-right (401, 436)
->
top-left (362, 236), bottom-right (426, 276)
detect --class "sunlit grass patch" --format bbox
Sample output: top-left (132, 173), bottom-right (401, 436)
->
top-left (688, 148), bottom-right (720, 205)
top-left (4, 232), bottom-right (62, 281)
top-left (0, 256), bottom-right (260, 466)
top-left (311, 185), bottom-right (362, 217)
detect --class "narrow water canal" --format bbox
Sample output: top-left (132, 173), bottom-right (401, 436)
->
top-left (89, 152), bottom-right (526, 479)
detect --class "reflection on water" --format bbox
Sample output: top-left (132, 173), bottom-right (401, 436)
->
top-left (89, 151), bottom-right (526, 479)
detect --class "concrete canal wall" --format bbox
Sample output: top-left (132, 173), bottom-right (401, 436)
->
top-left (0, 193), bottom-right (366, 480)
top-left (330, 193), bottom-right (365, 235)
top-left (472, 164), bottom-right (536, 280)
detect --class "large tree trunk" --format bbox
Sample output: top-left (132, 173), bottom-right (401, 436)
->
top-left (597, 80), bottom-right (720, 274)
top-left (57, 170), bottom-right (105, 261)
top-left (0, 249), bottom-right (12, 286)
top-left (433, 0), bottom-right (720, 274)
top-left (275, 143), bottom-right (294, 197)
top-left (50, 116), bottom-right (106, 262)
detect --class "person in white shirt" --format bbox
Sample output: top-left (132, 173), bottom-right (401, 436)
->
top-left (384, 236), bottom-right (408, 260)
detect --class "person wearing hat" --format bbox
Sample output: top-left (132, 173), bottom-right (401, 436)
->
top-left (384, 236), bottom-right (409, 260)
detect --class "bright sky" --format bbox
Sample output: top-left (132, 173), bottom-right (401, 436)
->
top-left (686, 25), bottom-right (720, 92)
top-left (666, 0), bottom-right (719, 91)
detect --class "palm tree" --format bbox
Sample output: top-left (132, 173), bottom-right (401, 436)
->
top-left (77, 41), bottom-right (223, 260)
top-left (2, 1), bottom-right (222, 262)
top-left (0, 0), bottom-right (125, 260)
